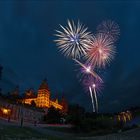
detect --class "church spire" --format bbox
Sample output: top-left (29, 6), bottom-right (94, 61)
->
top-left (39, 79), bottom-right (50, 91)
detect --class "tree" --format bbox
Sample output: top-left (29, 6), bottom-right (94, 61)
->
top-left (67, 104), bottom-right (85, 124)
top-left (45, 106), bottom-right (62, 124)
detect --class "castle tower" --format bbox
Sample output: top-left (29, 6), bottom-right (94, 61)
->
top-left (11, 86), bottom-right (20, 97)
top-left (24, 88), bottom-right (36, 98)
top-left (36, 79), bottom-right (50, 108)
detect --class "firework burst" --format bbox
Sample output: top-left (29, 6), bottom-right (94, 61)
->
top-left (82, 75), bottom-right (104, 93)
top-left (74, 59), bottom-right (103, 82)
top-left (86, 33), bottom-right (115, 68)
top-left (54, 19), bottom-right (120, 113)
top-left (82, 75), bottom-right (103, 113)
top-left (97, 20), bottom-right (120, 41)
top-left (54, 20), bottom-right (92, 59)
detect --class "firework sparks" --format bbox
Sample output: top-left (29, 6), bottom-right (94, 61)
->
top-left (54, 20), bottom-right (92, 59)
top-left (83, 75), bottom-right (103, 113)
top-left (89, 86), bottom-right (95, 112)
top-left (73, 58), bottom-right (102, 82)
top-left (93, 84), bottom-right (98, 113)
top-left (82, 75), bottom-right (103, 94)
top-left (86, 33), bottom-right (115, 68)
top-left (97, 20), bottom-right (120, 41)
top-left (54, 19), bottom-right (120, 113)
top-left (92, 78), bottom-right (104, 113)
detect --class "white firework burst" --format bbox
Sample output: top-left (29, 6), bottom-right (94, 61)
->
top-left (54, 20), bottom-right (92, 59)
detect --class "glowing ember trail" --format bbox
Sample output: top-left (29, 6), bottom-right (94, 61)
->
top-left (83, 75), bottom-right (103, 113)
top-left (93, 83), bottom-right (99, 113)
top-left (89, 86), bottom-right (95, 112)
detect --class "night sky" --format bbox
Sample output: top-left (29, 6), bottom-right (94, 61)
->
top-left (0, 1), bottom-right (140, 112)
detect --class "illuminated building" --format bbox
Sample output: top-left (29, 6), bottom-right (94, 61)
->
top-left (0, 99), bottom-right (44, 122)
top-left (22, 79), bottom-right (68, 112)
top-left (117, 111), bottom-right (132, 123)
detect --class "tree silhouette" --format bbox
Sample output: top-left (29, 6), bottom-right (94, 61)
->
top-left (45, 106), bottom-right (62, 124)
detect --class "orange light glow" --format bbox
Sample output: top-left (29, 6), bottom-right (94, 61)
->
top-left (2, 108), bottom-right (10, 115)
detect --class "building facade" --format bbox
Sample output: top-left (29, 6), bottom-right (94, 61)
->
top-left (0, 98), bottom-right (44, 123)
top-left (22, 79), bottom-right (67, 112)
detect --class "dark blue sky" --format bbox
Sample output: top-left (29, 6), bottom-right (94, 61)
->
top-left (0, 1), bottom-right (140, 112)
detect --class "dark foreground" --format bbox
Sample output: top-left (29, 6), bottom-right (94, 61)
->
top-left (0, 119), bottom-right (140, 140)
